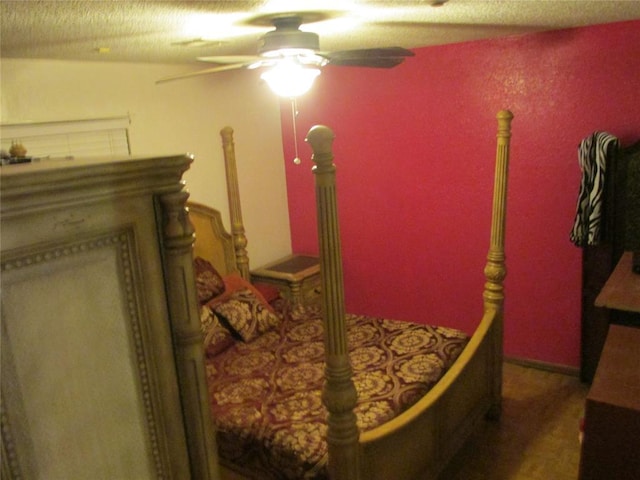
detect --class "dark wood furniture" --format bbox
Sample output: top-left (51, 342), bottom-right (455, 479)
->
top-left (579, 325), bottom-right (640, 480)
top-left (580, 140), bottom-right (640, 382)
top-left (595, 251), bottom-right (640, 312)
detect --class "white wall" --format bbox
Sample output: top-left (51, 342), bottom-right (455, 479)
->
top-left (0, 58), bottom-right (291, 268)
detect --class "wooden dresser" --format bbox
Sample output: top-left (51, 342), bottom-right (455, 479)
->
top-left (580, 140), bottom-right (640, 382)
top-left (1, 156), bottom-right (220, 479)
top-left (595, 251), bottom-right (640, 312)
top-left (579, 324), bottom-right (640, 479)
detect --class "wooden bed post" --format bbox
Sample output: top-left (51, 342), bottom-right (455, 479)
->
top-left (158, 190), bottom-right (221, 480)
top-left (483, 110), bottom-right (513, 419)
top-left (220, 126), bottom-right (250, 280)
top-left (306, 125), bottom-right (361, 480)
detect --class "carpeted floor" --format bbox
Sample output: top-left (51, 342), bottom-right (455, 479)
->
top-left (439, 361), bottom-right (589, 480)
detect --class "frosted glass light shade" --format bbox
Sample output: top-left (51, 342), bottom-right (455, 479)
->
top-left (261, 62), bottom-right (321, 97)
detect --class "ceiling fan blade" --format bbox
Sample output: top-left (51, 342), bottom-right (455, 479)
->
top-left (323, 47), bottom-right (414, 68)
top-left (156, 63), bottom-right (248, 84)
top-left (197, 55), bottom-right (262, 64)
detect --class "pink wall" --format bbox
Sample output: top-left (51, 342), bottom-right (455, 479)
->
top-left (280, 20), bottom-right (640, 369)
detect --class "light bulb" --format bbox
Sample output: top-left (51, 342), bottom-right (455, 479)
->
top-left (261, 61), bottom-right (321, 98)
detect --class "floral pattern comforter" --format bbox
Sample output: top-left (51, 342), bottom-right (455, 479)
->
top-left (205, 306), bottom-right (469, 479)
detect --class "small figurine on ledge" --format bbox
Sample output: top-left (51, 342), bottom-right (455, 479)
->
top-left (2, 141), bottom-right (32, 165)
top-left (9, 141), bottom-right (27, 158)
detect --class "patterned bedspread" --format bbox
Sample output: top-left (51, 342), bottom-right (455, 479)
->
top-left (204, 305), bottom-right (469, 479)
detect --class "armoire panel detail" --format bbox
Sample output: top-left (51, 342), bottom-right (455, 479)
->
top-left (1, 154), bottom-right (219, 480)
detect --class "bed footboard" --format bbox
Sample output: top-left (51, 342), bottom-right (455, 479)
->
top-left (359, 310), bottom-right (499, 480)
top-left (306, 110), bottom-right (512, 480)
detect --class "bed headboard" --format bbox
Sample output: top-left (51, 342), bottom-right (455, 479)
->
top-left (186, 126), bottom-right (251, 281)
top-left (187, 201), bottom-right (239, 277)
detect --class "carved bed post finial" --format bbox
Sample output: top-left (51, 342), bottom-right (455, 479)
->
top-left (306, 125), bottom-right (361, 480)
top-left (484, 109), bottom-right (513, 419)
top-left (220, 126), bottom-right (250, 280)
top-left (159, 189), bottom-right (221, 480)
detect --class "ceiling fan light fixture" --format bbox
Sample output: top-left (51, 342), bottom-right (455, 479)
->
top-left (157, 13), bottom-right (414, 86)
top-left (258, 16), bottom-right (320, 55)
top-left (261, 61), bottom-right (321, 97)
top-left (262, 47), bottom-right (313, 58)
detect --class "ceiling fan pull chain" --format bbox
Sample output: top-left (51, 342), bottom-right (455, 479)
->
top-left (291, 98), bottom-right (302, 165)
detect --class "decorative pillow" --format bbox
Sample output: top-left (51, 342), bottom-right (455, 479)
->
top-left (200, 306), bottom-right (235, 356)
top-left (212, 288), bottom-right (281, 342)
top-left (194, 256), bottom-right (225, 304)
top-left (207, 273), bottom-right (277, 314)
top-left (253, 282), bottom-right (281, 305)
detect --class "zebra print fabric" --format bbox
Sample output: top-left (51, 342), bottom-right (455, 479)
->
top-left (570, 131), bottom-right (619, 247)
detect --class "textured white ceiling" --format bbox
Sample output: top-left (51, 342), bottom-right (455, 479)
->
top-left (2, 0), bottom-right (640, 65)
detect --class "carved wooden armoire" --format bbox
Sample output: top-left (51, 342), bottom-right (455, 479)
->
top-left (1, 155), bottom-right (219, 479)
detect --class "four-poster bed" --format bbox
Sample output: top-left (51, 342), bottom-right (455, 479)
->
top-left (188, 111), bottom-right (513, 480)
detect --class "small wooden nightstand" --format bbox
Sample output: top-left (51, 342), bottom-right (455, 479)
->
top-left (251, 254), bottom-right (321, 307)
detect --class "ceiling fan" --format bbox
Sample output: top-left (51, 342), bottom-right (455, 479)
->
top-left (156, 13), bottom-right (414, 96)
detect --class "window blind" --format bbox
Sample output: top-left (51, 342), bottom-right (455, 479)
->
top-left (0, 116), bottom-right (130, 159)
